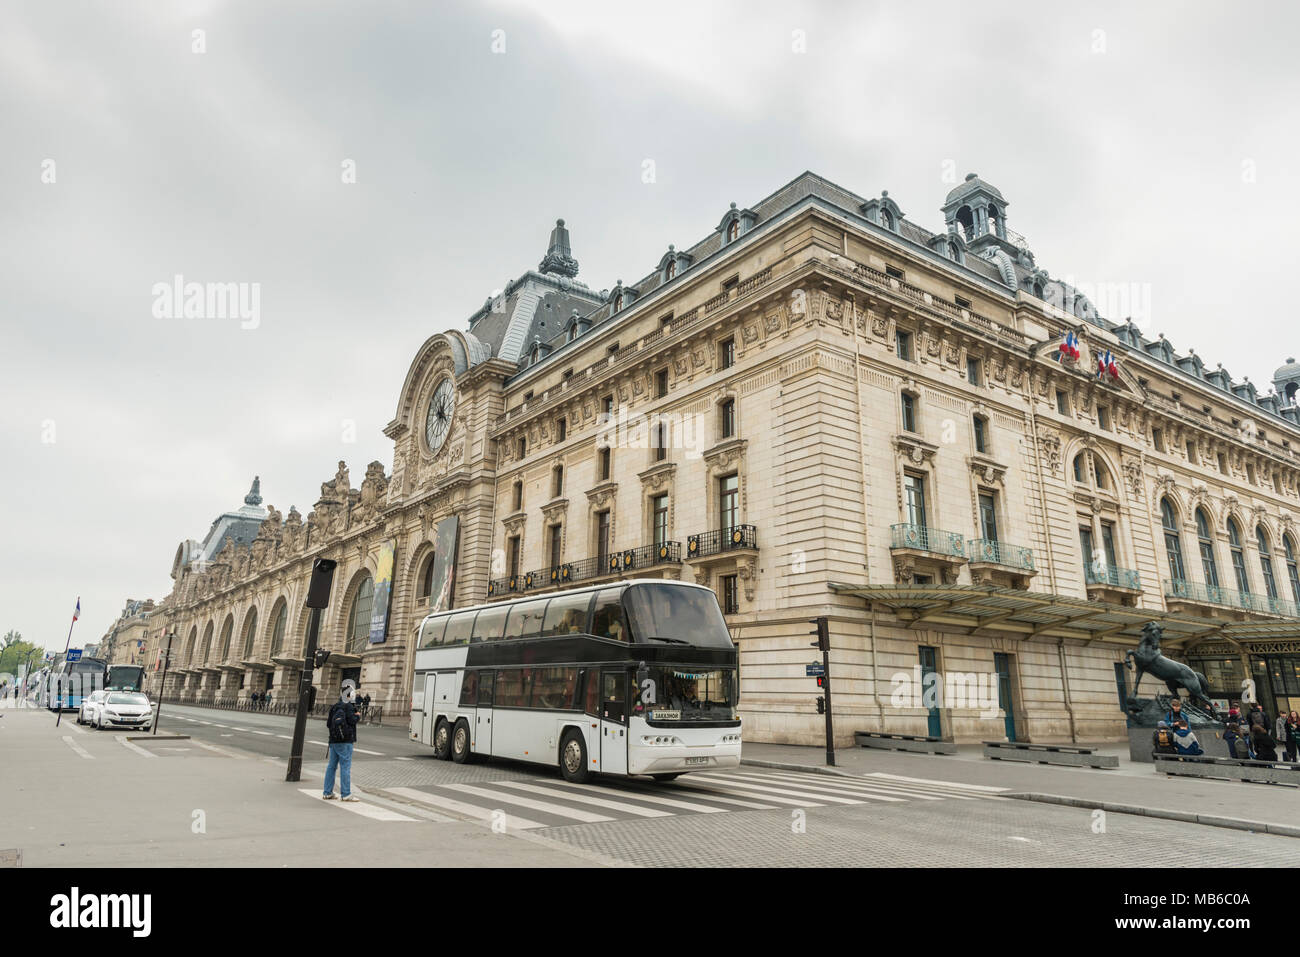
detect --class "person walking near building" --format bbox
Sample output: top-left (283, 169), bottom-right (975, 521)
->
top-left (251, 690), bottom-right (260, 710)
top-left (362, 692), bottom-right (371, 719)
top-left (322, 686), bottom-right (360, 802)
top-left (264, 689), bottom-right (273, 711)
top-left (1285, 711), bottom-right (1300, 763)
top-left (1250, 723), bottom-right (1278, 762)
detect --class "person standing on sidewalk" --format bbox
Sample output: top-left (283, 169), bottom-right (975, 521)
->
top-left (1285, 711), bottom-right (1299, 762)
top-left (322, 686), bottom-right (360, 802)
top-left (264, 689), bottom-right (273, 711)
top-left (1275, 712), bottom-right (1288, 757)
top-left (1250, 723), bottom-right (1278, 762)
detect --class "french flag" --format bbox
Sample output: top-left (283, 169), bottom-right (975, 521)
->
top-left (1097, 350), bottom-right (1119, 381)
top-left (72, 598), bottom-right (80, 623)
top-left (1057, 330), bottom-right (1080, 363)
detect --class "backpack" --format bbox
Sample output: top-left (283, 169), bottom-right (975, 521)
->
top-left (1156, 728), bottom-right (1172, 749)
top-left (326, 703), bottom-right (350, 743)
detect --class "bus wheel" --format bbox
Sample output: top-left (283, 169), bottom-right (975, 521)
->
top-left (433, 719), bottom-right (451, 760)
top-left (559, 730), bottom-right (589, 783)
top-left (652, 773), bottom-right (681, 782)
top-left (451, 719), bottom-right (471, 764)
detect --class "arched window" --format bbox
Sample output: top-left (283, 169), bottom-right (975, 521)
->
top-left (1161, 498), bottom-right (1186, 581)
top-left (1093, 460), bottom-right (1110, 490)
top-left (987, 204), bottom-right (999, 236)
top-left (200, 622), bottom-right (214, 664)
top-left (241, 608), bottom-right (258, 659)
top-left (269, 602), bottom-right (287, 658)
top-left (530, 344), bottom-right (539, 365)
top-left (218, 617), bottom-right (233, 662)
top-left (416, 554), bottom-right (436, 606)
top-left (726, 220), bottom-right (740, 242)
top-left (346, 575), bottom-right (374, 654)
top-left (613, 293), bottom-right (623, 312)
top-left (1284, 534), bottom-right (1300, 605)
top-left (184, 627), bottom-right (197, 667)
top-left (552, 464), bottom-right (564, 498)
top-left (880, 209), bottom-right (894, 230)
top-left (947, 240), bottom-right (959, 261)
top-left (1072, 453), bottom-right (1086, 484)
top-left (1257, 527), bottom-right (1278, 599)
top-left (1196, 509), bottom-right (1220, 589)
top-left (1227, 519), bottom-right (1249, 593)
top-left (665, 260), bottom-right (676, 281)
top-left (567, 324), bottom-right (578, 343)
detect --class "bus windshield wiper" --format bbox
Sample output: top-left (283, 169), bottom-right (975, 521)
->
top-left (642, 635), bottom-right (691, 645)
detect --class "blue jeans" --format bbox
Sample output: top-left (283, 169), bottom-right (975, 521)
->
top-left (324, 742), bottom-right (353, 797)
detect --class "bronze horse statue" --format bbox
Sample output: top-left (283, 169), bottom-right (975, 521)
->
top-left (1126, 621), bottom-right (1217, 716)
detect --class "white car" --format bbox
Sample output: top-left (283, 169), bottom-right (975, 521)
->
top-left (77, 690), bottom-right (108, 727)
top-left (85, 691), bottom-right (153, 730)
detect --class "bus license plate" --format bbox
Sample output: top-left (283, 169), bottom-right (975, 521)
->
top-left (685, 756), bottom-right (710, 766)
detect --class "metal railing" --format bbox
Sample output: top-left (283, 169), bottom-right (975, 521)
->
top-left (890, 523), bottom-right (966, 559)
top-left (967, 538), bottom-right (1035, 571)
top-left (1084, 563), bottom-right (1141, 591)
top-left (1163, 579), bottom-right (1300, 618)
top-left (488, 541), bottom-right (682, 598)
top-left (158, 694), bottom-right (386, 726)
top-left (686, 525), bottom-right (758, 560)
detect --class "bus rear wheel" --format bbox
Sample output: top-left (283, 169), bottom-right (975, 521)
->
top-left (652, 773), bottom-right (681, 782)
top-left (451, 719), bottom-right (471, 764)
top-left (432, 719), bottom-right (451, 760)
top-left (560, 730), bottom-right (589, 783)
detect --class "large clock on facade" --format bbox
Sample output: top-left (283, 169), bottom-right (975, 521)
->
top-left (424, 378), bottom-right (456, 455)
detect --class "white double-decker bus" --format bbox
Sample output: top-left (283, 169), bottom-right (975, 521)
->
top-left (409, 579), bottom-right (741, 782)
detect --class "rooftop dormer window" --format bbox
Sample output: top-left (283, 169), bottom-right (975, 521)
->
top-left (726, 220), bottom-right (740, 243)
top-left (880, 208), bottom-right (895, 230)
top-left (613, 293), bottom-right (623, 312)
top-left (664, 260), bottom-right (676, 281)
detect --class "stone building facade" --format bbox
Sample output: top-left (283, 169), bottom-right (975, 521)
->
top-left (147, 171), bottom-right (1300, 744)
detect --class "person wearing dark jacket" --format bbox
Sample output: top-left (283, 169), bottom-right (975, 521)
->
top-left (322, 687), bottom-right (360, 802)
top-left (1163, 698), bottom-right (1185, 728)
top-left (1250, 724), bottom-right (1278, 762)
top-left (1285, 711), bottom-right (1300, 762)
top-left (1223, 721), bottom-right (1244, 760)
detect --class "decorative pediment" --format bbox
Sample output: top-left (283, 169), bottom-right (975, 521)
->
top-left (540, 498), bottom-right (569, 523)
top-left (585, 481), bottom-right (617, 510)
top-left (638, 461), bottom-right (677, 493)
top-left (893, 434), bottom-right (939, 466)
top-left (703, 438), bottom-right (748, 475)
top-left (502, 511), bottom-right (527, 536)
top-left (966, 453), bottom-right (1008, 486)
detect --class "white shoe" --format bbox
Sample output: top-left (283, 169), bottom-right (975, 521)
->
top-left (341, 796), bottom-right (359, 802)
top-left (322, 793), bottom-right (337, 800)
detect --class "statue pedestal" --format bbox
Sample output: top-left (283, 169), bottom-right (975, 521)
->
top-left (1128, 726), bottom-right (1230, 763)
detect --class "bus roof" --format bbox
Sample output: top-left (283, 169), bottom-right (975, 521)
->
top-left (418, 578), bottom-right (717, 627)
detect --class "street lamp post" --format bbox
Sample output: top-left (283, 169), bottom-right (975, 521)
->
top-left (152, 630), bottom-right (175, 735)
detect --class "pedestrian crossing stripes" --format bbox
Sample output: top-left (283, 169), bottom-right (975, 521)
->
top-left (355, 768), bottom-right (1009, 831)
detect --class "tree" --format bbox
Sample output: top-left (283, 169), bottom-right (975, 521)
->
top-left (0, 633), bottom-right (44, 676)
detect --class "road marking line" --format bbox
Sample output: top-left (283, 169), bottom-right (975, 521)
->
top-left (493, 781), bottom-right (673, 817)
top-left (745, 770), bottom-right (948, 801)
top-left (276, 734), bottom-right (292, 739)
top-left (630, 782), bottom-right (777, 810)
top-left (394, 756), bottom-right (413, 761)
top-left (660, 779), bottom-right (816, 808)
top-left (690, 774), bottom-right (871, 804)
top-left (297, 790), bottom-right (417, 821)
top-left (549, 780), bottom-right (728, 814)
top-left (438, 783), bottom-right (614, 823)
top-left (310, 740), bottom-right (330, 747)
top-left (66, 722), bottom-right (88, 735)
top-left (61, 736), bottom-right (93, 759)
top-left (354, 747), bottom-right (385, 756)
top-left (251, 730), bottom-right (272, 735)
top-left (116, 735), bottom-right (156, 757)
top-left (191, 740), bottom-right (246, 759)
top-left (230, 727), bottom-right (247, 732)
top-left (384, 787), bottom-right (544, 830)
top-left (865, 772), bottom-right (1009, 793)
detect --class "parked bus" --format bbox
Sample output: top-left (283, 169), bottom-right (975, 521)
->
top-left (106, 664), bottom-right (146, 693)
top-left (44, 657), bottom-right (107, 711)
top-left (409, 579), bottom-right (741, 783)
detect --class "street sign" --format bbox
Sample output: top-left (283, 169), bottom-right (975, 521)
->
top-left (805, 662), bottom-right (825, 677)
top-left (67, 649), bottom-right (82, 662)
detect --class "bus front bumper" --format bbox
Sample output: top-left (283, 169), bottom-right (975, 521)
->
top-left (628, 742), bottom-right (742, 775)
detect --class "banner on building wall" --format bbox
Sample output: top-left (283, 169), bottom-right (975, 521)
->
top-left (428, 516), bottom-right (460, 613)
top-left (368, 539), bottom-right (397, 644)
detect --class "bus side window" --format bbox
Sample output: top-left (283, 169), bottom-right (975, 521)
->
top-left (582, 670), bottom-right (600, 716)
top-left (591, 588), bottom-right (627, 641)
top-left (420, 617), bottom-right (447, 648)
top-left (458, 670), bottom-right (479, 707)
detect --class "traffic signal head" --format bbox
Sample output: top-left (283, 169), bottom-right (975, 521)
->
top-left (808, 616), bottom-right (829, 652)
top-left (816, 696), bottom-right (826, 715)
top-left (816, 675), bottom-right (824, 688)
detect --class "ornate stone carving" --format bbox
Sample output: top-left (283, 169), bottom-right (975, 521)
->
top-left (742, 321), bottom-right (759, 344)
top-left (1122, 457), bottom-right (1144, 502)
top-left (789, 288), bottom-right (807, 323)
top-left (870, 312), bottom-right (888, 338)
top-left (763, 306), bottom-right (783, 334)
top-left (736, 555), bottom-right (757, 601)
top-left (1038, 429), bottom-right (1062, 474)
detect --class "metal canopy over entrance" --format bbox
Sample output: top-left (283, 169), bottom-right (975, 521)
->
top-left (829, 582), bottom-right (1300, 650)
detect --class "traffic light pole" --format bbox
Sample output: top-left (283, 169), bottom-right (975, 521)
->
top-left (287, 558), bottom-right (337, 783)
top-left (810, 617), bottom-right (834, 767)
top-left (152, 630), bottom-right (175, 735)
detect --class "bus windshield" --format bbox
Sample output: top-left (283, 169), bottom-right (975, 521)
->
top-left (107, 666), bottom-right (145, 691)
top-left (636, 666), bottom-right (737, 722)
top-left (623, 583), bottom-right (732, 649)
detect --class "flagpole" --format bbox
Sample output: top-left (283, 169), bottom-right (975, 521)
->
top-left (53, 598), bottom-right (79, 728)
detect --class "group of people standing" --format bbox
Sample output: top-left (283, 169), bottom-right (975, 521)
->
top-left (1222, 701), bottom-right (1299, 762)
top-left (249, 690), bottom-right (274, 710)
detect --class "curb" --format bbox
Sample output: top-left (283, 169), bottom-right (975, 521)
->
top-left (127, 734), bottom-right (190, 741)
top-left (1005, 791), bottom-right (1300, 839)
top-left (741, 757), bottom-right (858, 778)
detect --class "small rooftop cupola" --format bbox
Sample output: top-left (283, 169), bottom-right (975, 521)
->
top-left (942, 173), bottom-right (1018, 253)
top-left (1274, 357), bottom-right (1300, 407)
top-left (538, 218), bottom-right (579, 278)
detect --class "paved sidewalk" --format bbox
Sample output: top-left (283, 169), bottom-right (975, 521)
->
top-left (741, 741), bottom-right (1300, 836)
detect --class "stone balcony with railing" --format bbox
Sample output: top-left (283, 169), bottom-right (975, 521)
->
top-left (685, 524), bottom-right (757, 563)
top-left (966, 538), bottom-right (1037, 589)
top-left (488, 541), bottom-right (682, 599)
top-left (1084, 562), bottom-right (1143, 605)
top-left (890, 523), bottom-right (967, 584)
top-left (1163, 578), bottom-right (1300, 620)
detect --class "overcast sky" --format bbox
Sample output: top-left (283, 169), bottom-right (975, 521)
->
top-left (3, 0), bottom-right (1298, 653)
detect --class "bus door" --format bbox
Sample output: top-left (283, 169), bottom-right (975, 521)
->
top-left (599, 670), bottom-right (628, 775)
top-left (475, 671), bottom-right (494, 755)
top-left (421, 674), bottom-right (438, 745)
